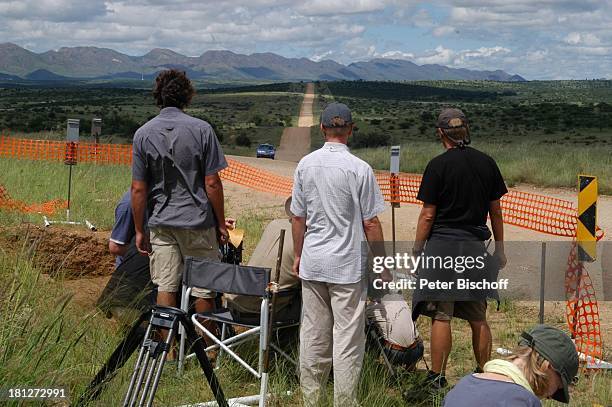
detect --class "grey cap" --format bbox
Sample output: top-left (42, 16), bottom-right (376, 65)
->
top-left (518, 324), bottom-right (579, 403)
top-left (321, 102), bottom-right (352, 127)
top-left (436, 108), bottom-right (468, 129)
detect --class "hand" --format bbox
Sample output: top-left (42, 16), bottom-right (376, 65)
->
top-left (135, 231), bottom-right (151, 256)
top-left (494, 250), bottom-right (507, 269)
top-left (217, 225), bottom-right (229, 245)
top-left (225, 218), bottom-right (236, 230)
top-left (292, 256), bottom-right (301, 277)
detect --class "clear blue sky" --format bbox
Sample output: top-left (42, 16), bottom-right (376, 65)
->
top-left (1, 0), bottom-right (611, 80)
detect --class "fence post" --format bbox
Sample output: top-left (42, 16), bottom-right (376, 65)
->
top-left (539, 242), bottom-right (546, 324)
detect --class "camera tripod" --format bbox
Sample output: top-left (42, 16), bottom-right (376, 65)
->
top-left (77, 306), bottom-right (227, 407)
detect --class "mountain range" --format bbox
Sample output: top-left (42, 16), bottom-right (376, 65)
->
top-left (0, 43), bottom-right (526, 82)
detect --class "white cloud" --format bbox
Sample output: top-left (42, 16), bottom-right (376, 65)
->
top-left (564, 32), bottom-right (601, 46)
top-left (416, 45), bottom-right (454, 65)
top-left (433, 26), bottom-right (456, 37)
top-left (1, 0), bottom-right (612, 78)
top-left (310, 50), bottom-right (333, 62)
top-left (380, 50), bottom-right (415, 60)
top-left (296, 0), bottom-right (389, 16)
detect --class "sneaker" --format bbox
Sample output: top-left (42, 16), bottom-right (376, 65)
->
top-left (425, 370), bottom-right (448, 389)
top-left (402, 371), bottom-right (447, 404)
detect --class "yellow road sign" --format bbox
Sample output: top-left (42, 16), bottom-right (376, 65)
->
top-left (577, 175), bottom-right (597, 262)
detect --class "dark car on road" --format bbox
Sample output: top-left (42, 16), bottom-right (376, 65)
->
top-left (256, 143), bottom-right (276, 159)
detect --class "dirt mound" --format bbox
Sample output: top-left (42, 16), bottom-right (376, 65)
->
top-left (1, 224), bottom-right (114, 279)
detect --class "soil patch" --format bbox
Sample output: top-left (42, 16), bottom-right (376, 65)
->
top-left (1, 224), bottom-right (114, 279)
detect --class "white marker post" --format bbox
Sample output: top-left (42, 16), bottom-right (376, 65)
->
top-left (42, 119), bottom-right (96, 231)
top-left (65, 119), bottom-right (80, 222)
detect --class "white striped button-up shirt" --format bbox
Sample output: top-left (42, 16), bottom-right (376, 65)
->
top-left (291, 142), bottom-right (386, 284)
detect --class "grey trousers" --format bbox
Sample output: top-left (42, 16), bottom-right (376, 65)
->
top-left (300, 279), bottom-right (366, 407)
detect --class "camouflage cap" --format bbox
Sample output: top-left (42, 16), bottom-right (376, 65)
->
top-left (436, 108), bottom-right (468, 129)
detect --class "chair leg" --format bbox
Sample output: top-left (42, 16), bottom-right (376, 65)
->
top-left (216, 323), bottom-right (226, 368)
top-left (178, 285), bottom-right (189, 376)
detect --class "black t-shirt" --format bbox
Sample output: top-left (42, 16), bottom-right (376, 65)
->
top-left (417, 147), bottom-right (507, 228)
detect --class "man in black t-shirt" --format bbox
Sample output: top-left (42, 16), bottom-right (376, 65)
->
top-left (411, 108), bottom-right (507, 398)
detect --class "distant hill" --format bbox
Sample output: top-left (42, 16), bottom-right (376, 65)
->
top-left (0, 43), bottom-right (526, 82)
top-left (25, 69), bottom-right (69, 81)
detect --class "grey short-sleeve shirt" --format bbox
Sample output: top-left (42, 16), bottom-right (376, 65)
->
top-left (132, 107), bottom-right (227, 229)
top-left (291, 142), bottom-right (386, 284)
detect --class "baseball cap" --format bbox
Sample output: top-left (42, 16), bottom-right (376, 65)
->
top-left (321, 103), bottom-right (352, 127)
top-left (436, 108), bottom-right (468, 129)
top-left (518, 324), bottom-right (579, 403)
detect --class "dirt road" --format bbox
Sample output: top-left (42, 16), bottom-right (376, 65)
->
top-left (275, 83), bottom-right (314, 162)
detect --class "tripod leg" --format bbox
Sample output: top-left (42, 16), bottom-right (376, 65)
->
top-left (76, 310), bottom-right (150, 406)
top-left (183, 316), bottom-right (228, 407)
top-left (144, 324), bottom-right (177, 407)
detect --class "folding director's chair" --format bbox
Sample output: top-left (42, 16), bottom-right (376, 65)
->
top-left (177, 256), bottom-right (299, 404)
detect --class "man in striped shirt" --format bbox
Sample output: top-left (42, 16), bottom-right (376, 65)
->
top-left (291, 102), bottom-right (389, 407)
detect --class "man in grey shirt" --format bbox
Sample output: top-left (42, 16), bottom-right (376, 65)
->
top-left (291, 103), bottom-right (389, 406)
top-left (131, 69), bottom-right (228, 326)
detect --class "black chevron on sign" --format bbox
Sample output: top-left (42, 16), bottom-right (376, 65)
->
top-left (577, 245), bottom-right (595, 262)
top-left (578, 203), bottom-right (596, 234)
top-left (580, 176), bottom-right (594, 191)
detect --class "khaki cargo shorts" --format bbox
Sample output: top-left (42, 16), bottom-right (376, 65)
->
top-left (150, 226), bottom-right (219, 298)
top-left (421, 301), bottom-right (487, 322)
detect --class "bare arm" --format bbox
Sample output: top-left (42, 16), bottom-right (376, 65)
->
top-left (131, 180), bottom-right (151, 255)
top-left (414, 203), bottom-right (436, 253)
top-left (109, 241), bottom-right (128, 257)
top-left (489, 199), bottom-right (506, 268)
top-left (205, 173), bottom-right (228, 244)
top-left (363, 216), bottom-right (392, 282)
top-left (363, 216), bottom-right (385, 256)
top-left (291, 216), bottom-right (306, 276)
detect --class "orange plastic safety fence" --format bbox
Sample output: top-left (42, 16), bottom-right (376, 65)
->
top-left (0, 184), bottom-right (66, 215)
top-left (564, 240), bottom-right (603, 364)
top-left (0, 135), bottom-right (133, 165)
top-left (0, 135), bottom-right (598, 239)
top-left (221, 158), bottom-right (294, 196)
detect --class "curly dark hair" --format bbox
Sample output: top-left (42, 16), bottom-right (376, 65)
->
top-left (153, 69), bottom-right (195, 109)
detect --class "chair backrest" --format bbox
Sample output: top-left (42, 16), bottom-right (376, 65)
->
top-left (183, 256), bottom-right (270, 297)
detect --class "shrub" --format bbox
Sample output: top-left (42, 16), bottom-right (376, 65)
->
top-left (350, 131), bottom-right (391, 148)
top-left (235, 132), bottom-right (252, 147)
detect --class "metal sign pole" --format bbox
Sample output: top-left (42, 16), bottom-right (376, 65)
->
top-left (42, 119), bottom-right (96, 231)
top-left (65, 119), bottom-right (79, 222)
top-left (67, 163), bottom-right (73, 222)
top-left (389, 146), bottom-right (401, 280)
top-left (92, 118), bottom-right (102, 191)
top-left (539, 242), bottom-right (546, 324)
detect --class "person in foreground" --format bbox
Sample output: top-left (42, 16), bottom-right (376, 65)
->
top-left (366, 292), bottom-right (423, 370)
top-left (443, 324), bottom-right (579, 406)
top-left (131, 69), bottom-right (228, 328)
top-left (97, 190), bottom-right (155, 324)
top-left (292, 102), bottom-right (388, 406)
top-left (412, 108), bottom-right (508, 395)
top-left (224, 196), bottom-right (300, 324)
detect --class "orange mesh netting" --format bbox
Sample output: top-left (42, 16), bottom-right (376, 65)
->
top-left (565, 240), bottom-right (603, 363)
top-left (0, 135), bottom-right (591, 238)
top-left (0, 135), bottom-right (132, 165)
top-left (0, 184), bottom-right (66, 215)
top-left (0, 134), bottom-right (605, 364)
top-left (222, 158), bottom-right (294, 196)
